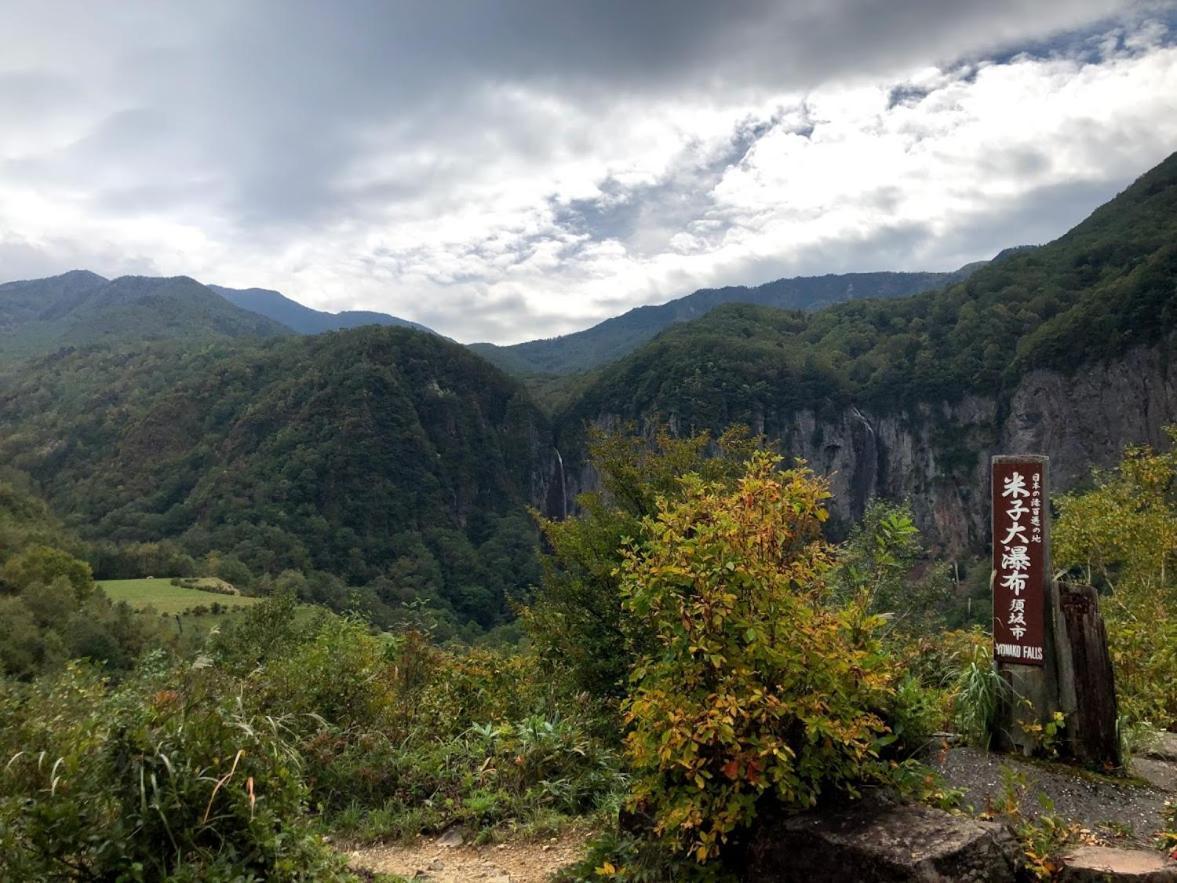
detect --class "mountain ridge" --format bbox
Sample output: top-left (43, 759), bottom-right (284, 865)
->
top-left (553, 150), bottom-right (1177, 549)
top-left (0, 272), bottom-right (291, 361)
top-left (210, 284), bottom-right (434, 336)
top-left (470, 264), bottom-right (991, 376)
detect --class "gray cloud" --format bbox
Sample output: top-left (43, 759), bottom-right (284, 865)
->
top-left (0, 0), bottom-right (1174, 341)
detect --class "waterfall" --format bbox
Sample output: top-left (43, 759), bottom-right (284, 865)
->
top-left (554, 447), bottom-right (568, 519)
top-left (848, 406), bottom-right (879, 516)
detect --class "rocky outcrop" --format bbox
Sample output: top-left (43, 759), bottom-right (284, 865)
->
top-left (789, 342), bottom-right (1176, 553)
top-left (559, 340), bottom-right (1177, 555)
top-left (740, 801), bottom-right (1020, 882)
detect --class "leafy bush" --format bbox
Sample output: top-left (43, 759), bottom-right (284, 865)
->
top-left (525, 426), bottom-right (757, 709)
top-left (619, 453), bottom-right (909, 861)
top-left (1054, 428), bottom-right (1177, 728)
top-left (0, 660), bottom-right (351, 881)
top-left (210, 594), bottom-right (623, 842)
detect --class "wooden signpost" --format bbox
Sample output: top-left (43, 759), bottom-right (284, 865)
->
top-left (992, 457), bottom-right (1047, 667)
top-left (990, 454), bottom-right (1121, 766)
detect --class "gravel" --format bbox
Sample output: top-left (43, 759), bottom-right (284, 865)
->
top-left (932, 746), bottom-right (1172, 846)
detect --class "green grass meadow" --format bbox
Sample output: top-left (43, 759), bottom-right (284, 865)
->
top-left (97, 578), bottom-right (260, 615)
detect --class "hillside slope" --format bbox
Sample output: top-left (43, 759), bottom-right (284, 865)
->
top-left (0, 272), bottom-right (291, 361)
top-left (471, 267), bottom-right (982, 375)
top-left (0, 327), bottom-right (553, 626)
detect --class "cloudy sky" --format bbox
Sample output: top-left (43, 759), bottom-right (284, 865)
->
top-left (1, 1), bottom-right (1176, 343)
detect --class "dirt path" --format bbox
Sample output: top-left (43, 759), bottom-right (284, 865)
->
top-left (344, 827), bottom-right (593, 883)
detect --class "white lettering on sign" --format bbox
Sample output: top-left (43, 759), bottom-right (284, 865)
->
top-left (1001, 471), bottom-right (1034, 640)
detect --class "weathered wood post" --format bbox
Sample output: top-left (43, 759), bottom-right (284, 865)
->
top-left (990, 455), bottom-right (1121, 767)
top-left (1058, 582), bottom-right (1122, 767)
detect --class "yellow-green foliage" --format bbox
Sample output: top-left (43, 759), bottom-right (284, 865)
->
top-left (1054, 428), bottom-right (1177, 728)
top-left (2, 545), bottom-right (94, 601)
top-left (525, 426), bottom-right (758, 706)
top-left (620, 453), bottom-right (902, 862)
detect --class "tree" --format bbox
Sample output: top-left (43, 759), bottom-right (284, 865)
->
top-left (1, 546), bottom-right (94, 602)
top-left (830, 499), bottom-right (951, 632)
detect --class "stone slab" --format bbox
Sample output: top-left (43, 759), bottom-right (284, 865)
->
top-left (742, 801), bottom-right (1020, 882)
top-left (1131, 757), bottom-right (1177, 793)
top-left (1061, 845), bottom-right (1177, 882)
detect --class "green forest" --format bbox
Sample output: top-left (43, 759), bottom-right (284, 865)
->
top-left (0, 329), bottom-right (548, 637)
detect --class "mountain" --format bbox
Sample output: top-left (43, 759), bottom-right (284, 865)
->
top-left (0, 326), bottom-right (552, 627)
top-left (0, 272), bottom-right (291, 361)
top-left (211, 284), bottom-right (434, 335)
top-left (557, 150), bottom-right (1177, 551)
top-left (2, 150), bottom-right (1174, 627)
top-left (470, 267), bottom-right (984, 376)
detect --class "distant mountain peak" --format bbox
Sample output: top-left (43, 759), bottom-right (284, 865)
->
top-left (210, 284), bottom-right (435, 336)
top-left (0, 272), bottom-right (290, 362)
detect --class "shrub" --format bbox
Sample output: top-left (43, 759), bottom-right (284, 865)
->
top-left (1054, 428), bottom-right (1177, 728)
top-left (620, 453), bottom-right (906, 861)
top-left (525, 427), bottom-right (758, 708)
top-left (0, 661), bottom-right (351, 881)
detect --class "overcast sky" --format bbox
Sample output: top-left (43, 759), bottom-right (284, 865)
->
top-left (1, 1), bottom-right (1176, 343)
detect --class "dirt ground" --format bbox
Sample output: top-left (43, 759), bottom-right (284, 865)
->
top-left (343, 745), bottom-right (1176, 880)
top-left (933, 745), bottom-right (1173, 846)
top-left (344, 826), bottom-right (593, 883)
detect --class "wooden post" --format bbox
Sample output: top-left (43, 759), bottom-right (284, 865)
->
top-left (1058, 582), bottom-right (1121, 768)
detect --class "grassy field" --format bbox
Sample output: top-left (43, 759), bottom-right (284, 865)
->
top-left (98, 578), bottom-right (260, 615)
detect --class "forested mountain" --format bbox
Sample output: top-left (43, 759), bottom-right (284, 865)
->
top-left (563, 152), bottom-right (1177, 429)
top-left (0, 327), bottom-right (549, 628)
top-left (0, 272), bottom-right (291, 361)
top-left (212, 284), bottom-right (434, 335)
top-left (1, 151), bottom-right (1175, 623)
top-left (557, 151), bottom-right (1177, 549)
top-left (470, 266), bottom-right (985, 375)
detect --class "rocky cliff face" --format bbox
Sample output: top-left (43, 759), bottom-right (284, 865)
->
top-left (554, 340), bottom-right (1177, 555)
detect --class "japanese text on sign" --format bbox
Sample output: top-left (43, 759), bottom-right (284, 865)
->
top-left (992, 457), bottom-right (1047, 665)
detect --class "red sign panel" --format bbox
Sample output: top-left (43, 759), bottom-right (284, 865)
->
top-left (992, 456), bottom-right (1047, 666)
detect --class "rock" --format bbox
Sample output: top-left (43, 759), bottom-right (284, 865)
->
top-left (1143, 732), bottom-right (1177, 764)
top-left (1132, 758), bottom-right (1177, 793)
top-left (436, 826), bottom-right (466, 848)
top-left (741, 801), bottom-right (1020, 882)
top-left (1060, 845), bottom-right (1177, 881)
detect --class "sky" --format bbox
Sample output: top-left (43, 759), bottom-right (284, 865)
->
top-left (1, 1), bottom-right (1176, 343)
